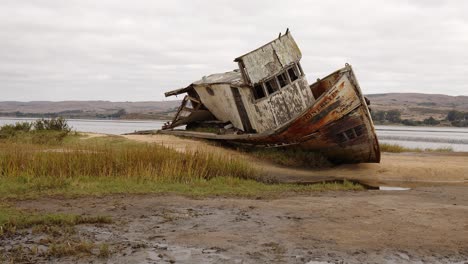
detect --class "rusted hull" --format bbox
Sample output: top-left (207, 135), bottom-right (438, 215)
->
top-left (160, 65), bottom-right (380, 163)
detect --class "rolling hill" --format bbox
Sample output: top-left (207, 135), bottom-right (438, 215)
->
top-left (366, 93), bottom-right (468, 121)
top-left (0, 100), bottom-right (181, 120)
top-left (0, 93), bottom-right (467, 121)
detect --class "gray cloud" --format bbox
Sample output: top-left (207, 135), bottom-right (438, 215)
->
top-left (1, 0), bottom-right (467, 101)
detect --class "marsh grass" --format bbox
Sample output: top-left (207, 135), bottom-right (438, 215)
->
top-left (0, 130), bottom-right (363, 199)
top-left (0, 139), bottom-right (257, 182)
top-left (380, 143), bottom-right (453, 153)
top-left (0, 132), bottom-right (257, 199)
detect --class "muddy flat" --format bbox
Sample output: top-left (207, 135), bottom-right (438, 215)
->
top-left (12, 186), bottom-right (468, 263)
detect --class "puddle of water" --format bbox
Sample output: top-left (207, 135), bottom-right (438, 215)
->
top-left (379, 186), bottom-right (411, 191)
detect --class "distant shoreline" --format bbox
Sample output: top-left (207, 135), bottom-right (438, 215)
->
top-left (0, 116), bottom-right (171, 122)
top-left (0, 116), bottom-right (461, 128)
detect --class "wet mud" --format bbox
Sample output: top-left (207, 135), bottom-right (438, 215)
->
top-left (6, 186), bottom-right (468, 263)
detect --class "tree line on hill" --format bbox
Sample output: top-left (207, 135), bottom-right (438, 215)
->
top-left (0, 109), bottom-right (128, 119)
top-left (0, 108), bottom-right (175, 120)
top-left (371, 110), bottom-right (468, 127)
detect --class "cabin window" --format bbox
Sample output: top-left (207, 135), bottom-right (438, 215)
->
top-left (354, 124), bottom-right (365, 136)
top-left (336, 125), bottom-right (366, 143)
top-left (265, 78), bottom-right (279, 94)
top-left (336, 133), bottom-right (347, 143)
top-left (253, 83), bottom-right (266, 99)
top-left (277, 72), bottom-right (289, 88)
top-left (288, 66), bottom-right (299, 82)
top-left (345, 129), bottom-right (357, 140)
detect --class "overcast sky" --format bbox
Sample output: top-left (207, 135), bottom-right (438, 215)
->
top-left (1, 0), bottom-right (467, 101)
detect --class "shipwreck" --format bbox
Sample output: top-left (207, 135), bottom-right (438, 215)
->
top-left (161, 30), bottom-right (380, 163)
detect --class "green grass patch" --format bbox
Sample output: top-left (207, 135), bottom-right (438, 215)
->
top-left (0, 176), bottom-right (363, 200)
top-left (380, 143), bottom-right (454, 153)
top-left (0, 204), bottom-right (111, 235)
top-left (0, 117), bottom-right (75, 145)
top-left (47, 240), bottom-right (95, 257)
top-left (0, 204), bottom-right (111, 261)
top-left (98, 243), bottom-right (111, 258)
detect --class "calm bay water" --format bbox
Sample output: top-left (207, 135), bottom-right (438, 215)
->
top-left (1, 117), bottom-right (468, 151)
top-left (0, 117), bottom-right (167, 135)
top-left (375, 125), bottom-right (468, 151)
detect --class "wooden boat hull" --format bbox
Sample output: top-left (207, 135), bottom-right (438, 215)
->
top-left (160, 65), bottom-right (380, 163)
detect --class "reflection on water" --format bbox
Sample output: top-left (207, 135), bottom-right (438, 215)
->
top-left (1, 118), bottom-right (467, 151)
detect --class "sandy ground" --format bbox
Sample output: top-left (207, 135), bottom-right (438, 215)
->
top-left (2, 134), bottom-right (467, 263)
top-left (270, 152), bottom-right (468, 187)
top-left (10, 188), bottom-right (468, 263)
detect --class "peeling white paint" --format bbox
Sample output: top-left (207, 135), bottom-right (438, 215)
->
top-left (194, 84), bottom-right (244, 130)
top-left (238, 34), bottom-right (302, 85)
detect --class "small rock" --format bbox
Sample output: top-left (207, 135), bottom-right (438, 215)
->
top-left (397, 252), bottom-right (410, 260)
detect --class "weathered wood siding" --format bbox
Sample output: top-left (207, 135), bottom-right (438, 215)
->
top-left (239, 88), bottom-right (277, 132)
top-left (239, 76), bottom-right (314, 133)
top-left (194, 84), bottom-right (244, 130)
top-left (239, 34), bottom-right (301, 85)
